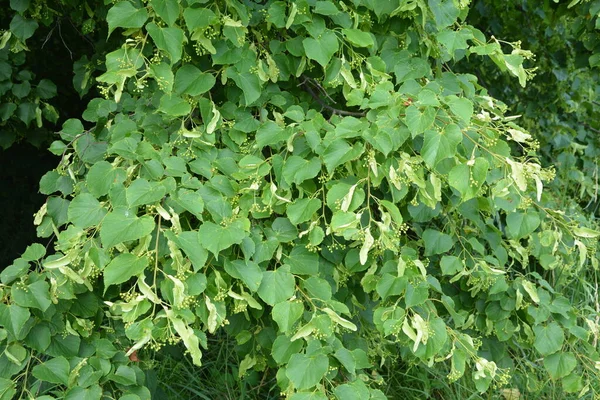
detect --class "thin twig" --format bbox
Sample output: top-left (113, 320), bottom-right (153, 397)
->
top-left (584, 123), bottom-right (600, 134)
top-left (57, 20), bottom-right (73, 59)
top-left (300, 76), bottom-right (366, 117)
top-left (41, 25), bottom-right (56, 49)
top-left (305, 77), bottom-right (336, 103)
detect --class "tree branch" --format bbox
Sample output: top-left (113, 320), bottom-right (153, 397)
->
top-left (300, 76), bottom-right (366, 118)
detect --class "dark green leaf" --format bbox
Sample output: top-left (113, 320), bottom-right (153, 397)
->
top-left (106, 2), bottom-right (148, 37)
top-left (10, 14), bottom-right (38, 41)
top-left (543, 352), bottom-right (577, 380)
top-left (286, 353), bottom-right (329, 390)
top-left (68, 193), bottom-right (107, 228)
top-left (126, 178), bottom-right (167, 207)
top-left (32, 357), bottom-right (70, 385)
top-left (282, 156), bottom-right (322, 185)
top-left (257, 266), bottom-right (295, 306)
top-left (303, 30), bottom-right (339, 67)
top-left (104, 253), bottom-right (149, 288)
top-left (174, 65), bottom-right (216, 96)
top-left (146, 22), bottom-right (185, 64)
top-left (423, 229), bottom-right (453, 255)
top-left (534, 322), bottom-right (564, 356)
top-left (100, 211), bottom-right (155, 248)
top-left (506, 211), bottom-right (541, 240)
top-left (150, 0), bottom-right (180, 26)
top-left (198, 219), bottom-right (248, 256)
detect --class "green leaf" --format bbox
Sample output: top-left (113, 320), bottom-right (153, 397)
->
top-left (437, 29), bottom-right (473, 56)
top-left (322, 140), bottom-right (363, 173)
top-left (10, 0), bottom-right (30, 13)
top-left (0, 304), bottom-right (31, 340)
top-left (256, 121), bottom-right (287, 148)
top-left (304, 277), bottom-right (332, 301)
top-left (506, 211), bottom-right (540, 240)
top-left (170, 231), bottom-right (208, 272)
top-left (183, 7), bottom-right (218, 31)
top-left (290, 393), bottom-right (328, 400)
top-left (100, 210), bottom-right (155, 248)
top-left (272, 301), bottom-right (304, 333)
top-left (12, 280), bottom-right (52, 312)
top-left (421, 123), bottom-right (462, 168)
top-left (17, 103), bottom-right (37, 126)
top-left (149, 0), bottom-right (180, 26)
top-left (224, 260), bottom-right (263, 292)
top-left (534, 322), bottom-right (564, 356)
top-left (174, 65), bottom-right (216, 96)
top-left (282, 156), bottom-right (322, 185)
top-left (228, 69), bottom-right (262, 105)
top-left (440, 255), bottom-right (463, 275)
top-left (423, 229), bottom-right (453, 255)
top-left (126, 178), bottom-right (167, 207)
top-left (503, 54), bottom-right (527, 87)
top-left (32, 357), bottom-right (70, 385)
top-left (448, 158), bottom-right (489, 201)
top-left (257, 266), bottom-right (295, 306)
top-left (64, 386), bottom-right (102, 400)
top-left (12, 81), bottom-right (31, 99)
top-left (543, 352), bottom-right (577, 380)
top-left (446, 96), bottom-right (473, 123)
top-left (0, 103), bottom-right (17, 122)
top-left (22, 243), bottom-right (46, 261)
top-left (103, 253), bottom-right (149, 288)
top-left (314, 1), bottom-right (340, 15)
top-left (174, 189), bottom-right (204, 217)
top-left (106, 2), bottom-right (148, 37)
top-left (427, 0), bottom-right (460, 29)
top-left (405, 105), bottom-right (436, 136)
top-left (158, 94), bottom-right (191, 116)
top-left (87, 161), bottom-right (121, 197)
top-left (10, 14), bottom-right (38, 41)
top-left (36, 79), bottom-right (57, 99)
top-left (342, 29), bottom-right (374, 47)
top-left (286, 353), bottom-right (329, 390)
top-left (198, 219), bottom-right (248, 257)
top-left (0, 378), bottom-right (16, 400)
top-left (150, 61), bottom-right (174, 93)
top-left (271, 218), bottom-right (298, 242)
top-left (287, 198), bottom-right (321, 225)
top-left (334, 380), bottom-right (370, 400)
top-left (303, 30), bottom-right (339, 67)
top-left (68, 193), bottom-right (108, 228)
top-left (272, 335), bottom-right (303, 364)
top-left (285, 247), bottom-right (320, 275)
top-left (146, 23), bottom-right (185, 64)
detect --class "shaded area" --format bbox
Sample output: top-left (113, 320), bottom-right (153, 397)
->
top-left (0, 143), bottom-right (57, 266)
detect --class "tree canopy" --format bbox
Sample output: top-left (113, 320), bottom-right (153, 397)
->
top-left (1, 0), bottom-right (600, 398)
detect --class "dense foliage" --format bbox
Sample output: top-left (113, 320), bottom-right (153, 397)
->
top-left (1, 0), bottom-right (600, 399)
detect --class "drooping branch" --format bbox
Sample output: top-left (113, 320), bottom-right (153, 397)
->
top-left (300, 76), bottom-right (366, 118)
